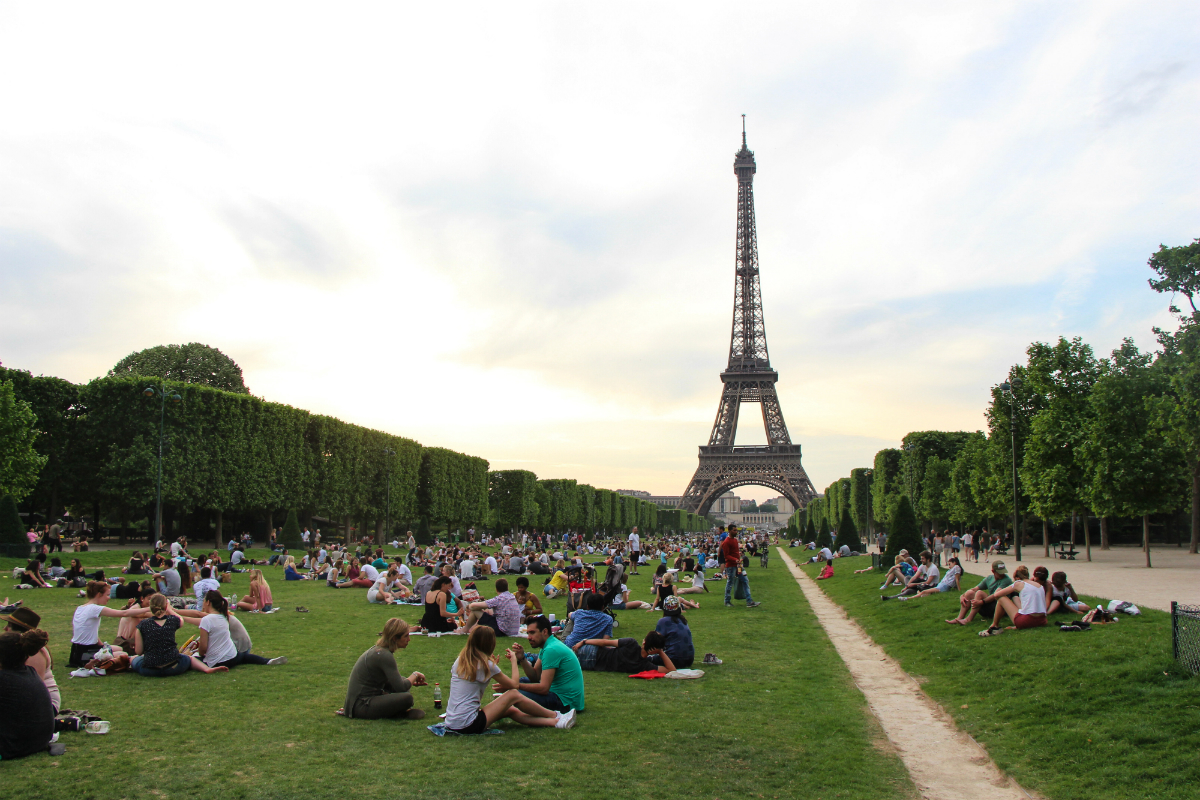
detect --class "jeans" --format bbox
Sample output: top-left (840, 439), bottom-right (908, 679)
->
top-left (518, 678), bottom-right (567, 712)
top-left (576, 644), bottom-right (598, 670)
top-left (724, 566), bottom-right (753, 605)
top-left (131, 654), bottom-right (192, 677)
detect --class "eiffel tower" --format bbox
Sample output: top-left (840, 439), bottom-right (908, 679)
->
top-left (679, 122), bottom-right (817, 517)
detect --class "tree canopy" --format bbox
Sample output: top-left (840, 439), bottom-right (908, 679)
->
top-left (109, 343), bottom-right (249, 394)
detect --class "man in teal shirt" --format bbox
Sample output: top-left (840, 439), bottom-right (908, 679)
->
top-left (512, 617), bottom-right (585, 712)
top-left (947, 561), bottom-right (1013, 625)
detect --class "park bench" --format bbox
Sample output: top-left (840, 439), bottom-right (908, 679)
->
top-left (1054, 541), bottom-right (1078, 560)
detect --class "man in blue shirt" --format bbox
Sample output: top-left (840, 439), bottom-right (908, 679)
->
top-left (564, 593), bottom-right (613, 648)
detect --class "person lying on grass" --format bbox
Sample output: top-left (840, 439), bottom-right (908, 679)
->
top-left (872, 552), bottom-right (916, 587)
top-left (978, 566), bottom-right (1049, 637)
top-left (895, 557), bottom-right (962, 600)
top-left (817, 561), bottom-right (835, 580)
top-left (1048, 572), bottom-right (1090, 615)
top-left (571, 630), bottom-right (677, 674)
top-left (445, 626), bottom-right (576, 733)
top-left (339, 618), bottom-right (427, 720)
top-left (881, 552), bottom-right (938, 600)
top-left (946, 561), bottom-right (1012, 625)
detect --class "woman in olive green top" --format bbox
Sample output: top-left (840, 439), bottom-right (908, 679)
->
top-left (339, 618), bottom-right (428, 719)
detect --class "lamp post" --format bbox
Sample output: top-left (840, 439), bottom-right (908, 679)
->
top-left (999, 379), bottom-right (1023, 562)
top-left (863, 469), bottom-right (873, 545)
top-left (143, 385), bottom-right (182, 541)
top-left (383, 448), bottom-right (395, 544)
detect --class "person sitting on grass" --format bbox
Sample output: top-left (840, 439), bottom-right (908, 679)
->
top-left (978, 566), bottom-right (1048, 637)
top-left (175, 591), bottom-right (242, 668)
top-left (817, 560), bottom-right (835, 580)
top-left (1, 608), bottom-right (59, 714)
top-left (466, 578), bottom-right (522, 637)
top-left (513, 576), bottom-right (544, 621)
top-left (131, 594), bottom-right (228, 677)
top-left (655, 596), bottom-right (695, 668)
top-left (676, 569), bottom-right (708, 596)
top-left (945, 561), bottom-right (1012, 626)
top-left (564, 593), bottom-right (613, 647)
top-left (1048, 572), bottom-right (1090, 616)
top-left (610, 581), bottom-right (651, 610)
top-left (444, 626), bottom-right (575, 733)
top-left (872, 552), bottom-right (916, 587)
top-left (338, 618), bottom-right (427, 720)
top-left (421, 576), bottom-right (459, 632)
top-left (881, 552), bottom-right (938, 600)
top-left (543, 568), bottom-right (569, 598)
top-left (509, 616), bottom-right (586, 714)
top-left (282, 556), bottom-right (306, 581)
top-left (898, 557), bottom-right (962, 600)
top-left (19, 560), bottom-right (49, 589)
top-left (69, 581), bottom-right (145, 667)
top-left (0, 628), bottom-right (55, 760)
top-left (571, 630), bottom-right (677, 674)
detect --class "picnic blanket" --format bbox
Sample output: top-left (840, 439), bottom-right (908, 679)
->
top-left (629, 670), bottom-right (667, 680)
top-left (427, 723), bottom-right (505, 736)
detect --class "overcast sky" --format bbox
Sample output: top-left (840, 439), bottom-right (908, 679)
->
top-left (2, 2), bottom-right (1198, 501)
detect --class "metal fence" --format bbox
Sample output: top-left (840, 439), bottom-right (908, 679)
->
top-left (1172, 602), bottom-right (1200, 675)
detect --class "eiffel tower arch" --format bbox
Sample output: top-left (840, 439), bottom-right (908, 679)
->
top-left (680, 123), bottom-right (817, 518)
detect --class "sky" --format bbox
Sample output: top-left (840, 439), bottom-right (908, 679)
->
top-left (2, 2), bottom-right (1198, 502)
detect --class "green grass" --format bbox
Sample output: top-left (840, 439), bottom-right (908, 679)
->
top-left (798, 554), bottom-right (1200, 800)
top-left (5, 549), bottom-right (916, 800)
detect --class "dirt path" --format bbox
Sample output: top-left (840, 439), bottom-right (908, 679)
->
top-left (779, 549), bottom-right (1033, 800)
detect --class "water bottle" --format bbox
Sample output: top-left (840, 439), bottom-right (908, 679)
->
top-left (433, 683), bottom-right (442, 709)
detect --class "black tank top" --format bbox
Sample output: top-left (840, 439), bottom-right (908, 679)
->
top-left (421, 596), bottom-right (455, 632)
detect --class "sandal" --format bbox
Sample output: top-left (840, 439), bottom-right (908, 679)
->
top-left (977, 626), bottom-right (1001, 637)
top-left (296, 606), bottom-right (309, 613)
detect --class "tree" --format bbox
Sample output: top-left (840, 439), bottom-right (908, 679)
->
top-left (883, 495), bottom-right (923, 563)
top-left (109, 343), bottom-right (249, 394)
top-left (918, 455), bottom-right (952, 528)
top-left (0, 494), bottom-right (25, 546)
top-left (1020, 337), bottom-right (1104, 546)
top-left (834, 508), bottom-right (862, 552)
top-left (849, 468), bottom-right (871, 536)
top-left (280, 508), bottom-right (302, 548)
top-left (871, 449), bottom-right (902, 530)
top-left (1081, 343), bottom-right (1189, 567)
top-left (946, 433), bottom-right (985, 530)
top-left (488, 470), bottom-right (539, 535)
top-left (804, 516), bottom-right (817, 544)
top-left (0, 379), bottom-right (48, 501)
top-left (1147, 237), bottom-right (1200, 315)
top-left (816, 517), bottom-right (833, 549)
top-left (899, 431), bottom-right (974, 519)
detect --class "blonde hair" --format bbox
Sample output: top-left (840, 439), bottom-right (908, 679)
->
top-left (376, 618), bottom-right (409, 651)
top-left (456, 626), bottom-right (496, 681)
top-left (283, 556), bottom-right (296, 569)
top-left (148, 593), bottom-right (169, 615)
top-left (1013, 565), bottom-right (1030, 580)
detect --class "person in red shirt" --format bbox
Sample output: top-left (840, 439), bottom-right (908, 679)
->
top-left (719, 527), bottom-right (761, 609)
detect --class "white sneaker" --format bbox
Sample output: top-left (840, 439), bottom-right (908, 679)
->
top-left (267, 656), bottom-right (288, 665)
top-left (69, 668), bottom-right (97, 678)
top-left (555, 709), bottom-right (577, 729)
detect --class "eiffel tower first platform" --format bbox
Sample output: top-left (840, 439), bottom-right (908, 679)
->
top-left (679, 124), bottom-right (817, 517)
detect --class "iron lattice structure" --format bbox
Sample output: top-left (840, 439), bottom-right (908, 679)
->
top-left (680, 128), bottom-right (817, 518)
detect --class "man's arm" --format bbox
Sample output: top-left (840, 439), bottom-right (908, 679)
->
top-left (523, 665), bottom-right (556, 695)
top-left (573, 637), bottom-right (620, 651)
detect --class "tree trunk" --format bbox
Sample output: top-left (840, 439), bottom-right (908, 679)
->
top-left (120, 507), bottom-right (129, 546)
top-left (375, 518), bottom-right (384, 546)
top-left (266, 511), bottom-right (274, 545)
top-left (1070, 512), bottom-right (1076, 546)
top-left (92, 500), bottom-right (101, 536)
top-left (1144, 514), bottom-right (1152, 568)
top-left (1083, 511), bottom-right (1091, 562)
top-left (1100, 516), bottom-right (1110, 550)
top-left (215, 510), bottom-right (223, 548)
top-left (1192, 456), bottom-right (1199, 555)
top-left (1042, 517), bottom-right (1049, 556)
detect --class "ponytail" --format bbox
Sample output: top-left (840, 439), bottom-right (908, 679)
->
top-left (0, 629), bottom-right (47, 670)
top-left (204, 590), bottom-right (229, 617)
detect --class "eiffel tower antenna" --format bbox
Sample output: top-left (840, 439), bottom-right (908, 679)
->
top-left (679, 126), bottom-right (816, 517)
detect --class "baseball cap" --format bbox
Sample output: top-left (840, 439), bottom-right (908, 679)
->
top-left (992, 561), bottom-right (1007, 574)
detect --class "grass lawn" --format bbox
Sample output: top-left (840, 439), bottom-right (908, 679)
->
top-left (3, 548), bottom-right (917, 800)
top-left (797, 553), bottom-right (1200, 800)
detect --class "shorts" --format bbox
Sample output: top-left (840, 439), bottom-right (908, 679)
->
top-left (978, 601), bottom-right (997, 620)
top-left (610, 601), bottom-right (626, 610)
top-left (447, 709), bottom-right (488, 735)
top-left (1013, 613), bottom-right (1047, 630)
top-left (935, 584), bottom-right (954, 593)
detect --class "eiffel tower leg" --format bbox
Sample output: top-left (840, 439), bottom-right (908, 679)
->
top-left (708, 384), bottom-right (742, 447)
top-left (759, 387), bottom-right (791, 446)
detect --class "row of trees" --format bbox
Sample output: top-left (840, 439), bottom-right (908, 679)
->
top-left (1, 348), bottom-right (711, 547)
top-left (787, 238), bottom-right (1200, 562)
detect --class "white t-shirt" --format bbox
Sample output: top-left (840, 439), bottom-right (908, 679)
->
top-left (924, 564), bottom-right (940, 585)
top-left (231, 550), bottom-right (245, 565)
top-left (628, 532), bottom-right (640, 551)
top-left (819, 548), bottom-right (834, 562)
top-left (199, 614), bottom-right (238, 666)
top-left (484, 556), bottom-right (498, 573)
top-left (170, 542), bottom-right (182, 558)
top-left (539, 553), bottom-right (550, 565)
top-left (444, 657), bottom-right (502, 731)
top-left (614, 584), bottom-right (629, 603)
top-left (360, 564), bottom-right (381, 582)
top-left (963, 533), bottom-right (973, 547)
top-left (396, 563), bottom-right (413, 584)
top-left (72, 603), bottom-right (105, 645)
top-left (194, 577), bottom-right (221, 601)
top-left (459, 559), bottom-right (475, 578)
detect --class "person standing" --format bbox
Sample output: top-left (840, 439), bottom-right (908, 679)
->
top-left (627, 528), bottom-right (641, 576)
top-left (719, 527), bottom-right (761, 609)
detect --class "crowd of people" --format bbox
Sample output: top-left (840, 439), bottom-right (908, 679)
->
top-left (0, 522), bottom-right (780, 753)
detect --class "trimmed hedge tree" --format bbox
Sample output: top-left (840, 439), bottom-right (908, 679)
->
top-left (883, 495), bottom-right (924, 562)
top-left (834, 509), bottom-right (862, 553)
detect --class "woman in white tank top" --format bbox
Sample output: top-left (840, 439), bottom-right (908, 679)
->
top-left (978, 565), bottom-right (1050, 636)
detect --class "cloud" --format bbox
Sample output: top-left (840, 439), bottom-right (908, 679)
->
top-left (1, 1), bottom-right (1198, 503)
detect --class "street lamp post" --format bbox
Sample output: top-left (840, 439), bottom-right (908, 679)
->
top-left (383, 448), bottom-right (395, 545)
top-left (1000, 379), bottom-right (1023, 562)
top-left (143, 385), bottom-right (182, 542)
top-left (863, 469), bottom-right (873, 545)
